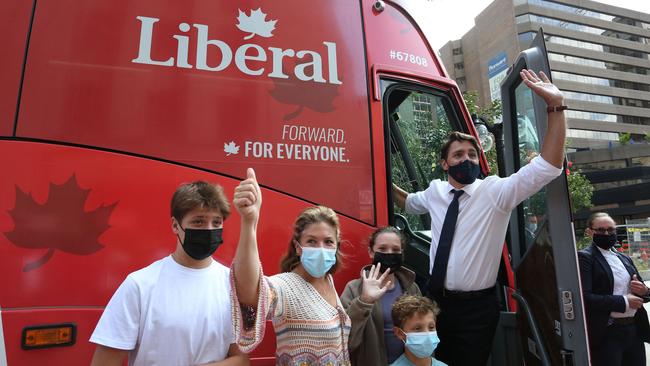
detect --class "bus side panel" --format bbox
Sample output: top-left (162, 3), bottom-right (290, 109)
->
top-left (360, 0), bottom-right (459, 226)
top-left (2, 309), bottom-right (100, 366)
top-left (361, 0), bottom-right (445, 78)
top-left (16, 0), bottom-right (375, 223)
top-left (0, 140), bottom-right (375, 363)
top-left (0, 141), bottom-right (238, 309)
top-left (0, 0), bottom-right (33, 136)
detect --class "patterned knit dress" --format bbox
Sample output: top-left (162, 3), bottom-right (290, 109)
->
top-left (231, 271), bottom-right (351, 365)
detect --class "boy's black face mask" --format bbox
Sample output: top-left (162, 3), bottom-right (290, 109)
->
top-left (178, 227), bottom-right (223, 260)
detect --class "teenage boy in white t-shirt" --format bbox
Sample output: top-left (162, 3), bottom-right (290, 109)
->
top-left (90, 181), bottom-right (248, 366)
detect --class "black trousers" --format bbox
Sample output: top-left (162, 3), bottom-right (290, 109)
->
top-left (591, 323), bottom-right (645, 366)
top-left (430, 290), bottom-right (500, 366)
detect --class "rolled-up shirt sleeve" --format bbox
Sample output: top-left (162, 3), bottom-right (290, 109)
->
top-left (405, 187), bottom-right (432, 215)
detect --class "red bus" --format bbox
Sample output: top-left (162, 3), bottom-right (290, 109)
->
top-left (1, 0), bottom-right (588, 364)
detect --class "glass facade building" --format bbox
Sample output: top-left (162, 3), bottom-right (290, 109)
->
top-left (439, 0), bottom-right (650, 222)
top-left (441, 0), bottom-right (650, 148)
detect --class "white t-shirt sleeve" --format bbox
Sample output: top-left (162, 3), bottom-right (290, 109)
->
top-left (89, 276), bottom-right (141, 350)
top-left (221, 268), bottom-right (236, 345)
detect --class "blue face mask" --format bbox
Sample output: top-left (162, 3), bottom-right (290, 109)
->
top-left (299, 246), bottom-right (337, 278)
top-left (447, 159), bottom-right (480, 185)
top-left (526, 222), bottom-right (537, 233)
top-left (402, 330), bottom-right (440, 358)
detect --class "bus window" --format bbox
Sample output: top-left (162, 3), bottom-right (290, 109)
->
top-left (384, 81), bottom-right (460, 286)
top-left (386, 88), bottom-right (456, 232)
top-left (513, 81), bottom-right (547, 249)
top-left (381, 83), bottom-right (461, 284)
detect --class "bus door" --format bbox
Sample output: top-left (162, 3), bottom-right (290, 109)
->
top-left (500, 30), bottom-right (589, 366)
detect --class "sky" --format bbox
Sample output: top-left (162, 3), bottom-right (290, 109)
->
top-left (427, 0), bottom-right (650, 50)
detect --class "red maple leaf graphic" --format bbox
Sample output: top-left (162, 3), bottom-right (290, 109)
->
top-left (5, 175), bottom-right (117, 272)
top-left (268, 64), bottom-right (340, 120)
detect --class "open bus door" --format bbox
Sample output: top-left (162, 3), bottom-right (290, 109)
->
top-left (500, 30), bottom-right (590, 365)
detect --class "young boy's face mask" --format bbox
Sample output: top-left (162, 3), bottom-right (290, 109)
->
top-left (400, 330), bottom-right (440, 358)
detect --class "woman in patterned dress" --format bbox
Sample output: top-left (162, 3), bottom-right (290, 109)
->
top-left (230, 168), bottom-right (351, 366)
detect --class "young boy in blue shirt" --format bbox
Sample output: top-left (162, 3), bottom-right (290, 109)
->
top-left (390, 295), bottom-right (447, 366)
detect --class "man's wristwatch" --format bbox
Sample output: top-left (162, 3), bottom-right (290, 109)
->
top-left (547, 105), bottom-right (568, 113)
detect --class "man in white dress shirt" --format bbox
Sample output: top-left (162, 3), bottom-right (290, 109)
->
top-left (393, 69), bottom-right (566, 365)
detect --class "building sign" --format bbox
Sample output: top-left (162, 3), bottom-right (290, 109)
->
top-left (488, 51), bottom-right (508, 102)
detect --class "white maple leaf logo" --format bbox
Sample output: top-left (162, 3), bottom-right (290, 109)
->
top-left (224, 141), bottom-right (240, 156)
top-left (236, 8), bottom-right (277, 40)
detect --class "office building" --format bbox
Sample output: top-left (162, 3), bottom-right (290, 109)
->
top-left (440, 0), bottom-right (650, 222)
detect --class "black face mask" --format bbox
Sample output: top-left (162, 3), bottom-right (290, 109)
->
top-left (593, 233), bottom-right (617, 250)
top-left (178, 227), bottom-right (223, 260)
top-left (372, 252), bottom-right (403, 273)
top-left (447, 159), bottom-right (480, 185)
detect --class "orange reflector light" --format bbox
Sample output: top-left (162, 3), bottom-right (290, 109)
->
top-left (21, 323), bottom-right (76, 350)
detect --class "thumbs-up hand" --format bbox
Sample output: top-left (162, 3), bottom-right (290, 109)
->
top-left (630, 274), bottom-right (649, 297)
top-left (234, 168), bottom-right (262, 224)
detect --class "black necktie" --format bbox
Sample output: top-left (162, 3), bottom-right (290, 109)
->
top-left (428, 189), bottom-right (464, 296)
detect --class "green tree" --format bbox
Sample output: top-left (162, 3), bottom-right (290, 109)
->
top-left (567, 163), bottom-right (595, 250)
top-left (463, 91), bottom-right (503, 126)
top-left (567, 166), bottom-right (593, 213)
top-left (619, 132), bottom-right (632, 145)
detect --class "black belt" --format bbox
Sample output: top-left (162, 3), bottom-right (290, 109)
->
top-left (609, 317), bottom-right (635, 326)
top-left (438, 286), bottom-right (496, 300)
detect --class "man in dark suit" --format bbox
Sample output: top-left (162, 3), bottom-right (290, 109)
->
top-left (578, 212), bottom-right (650, 366)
